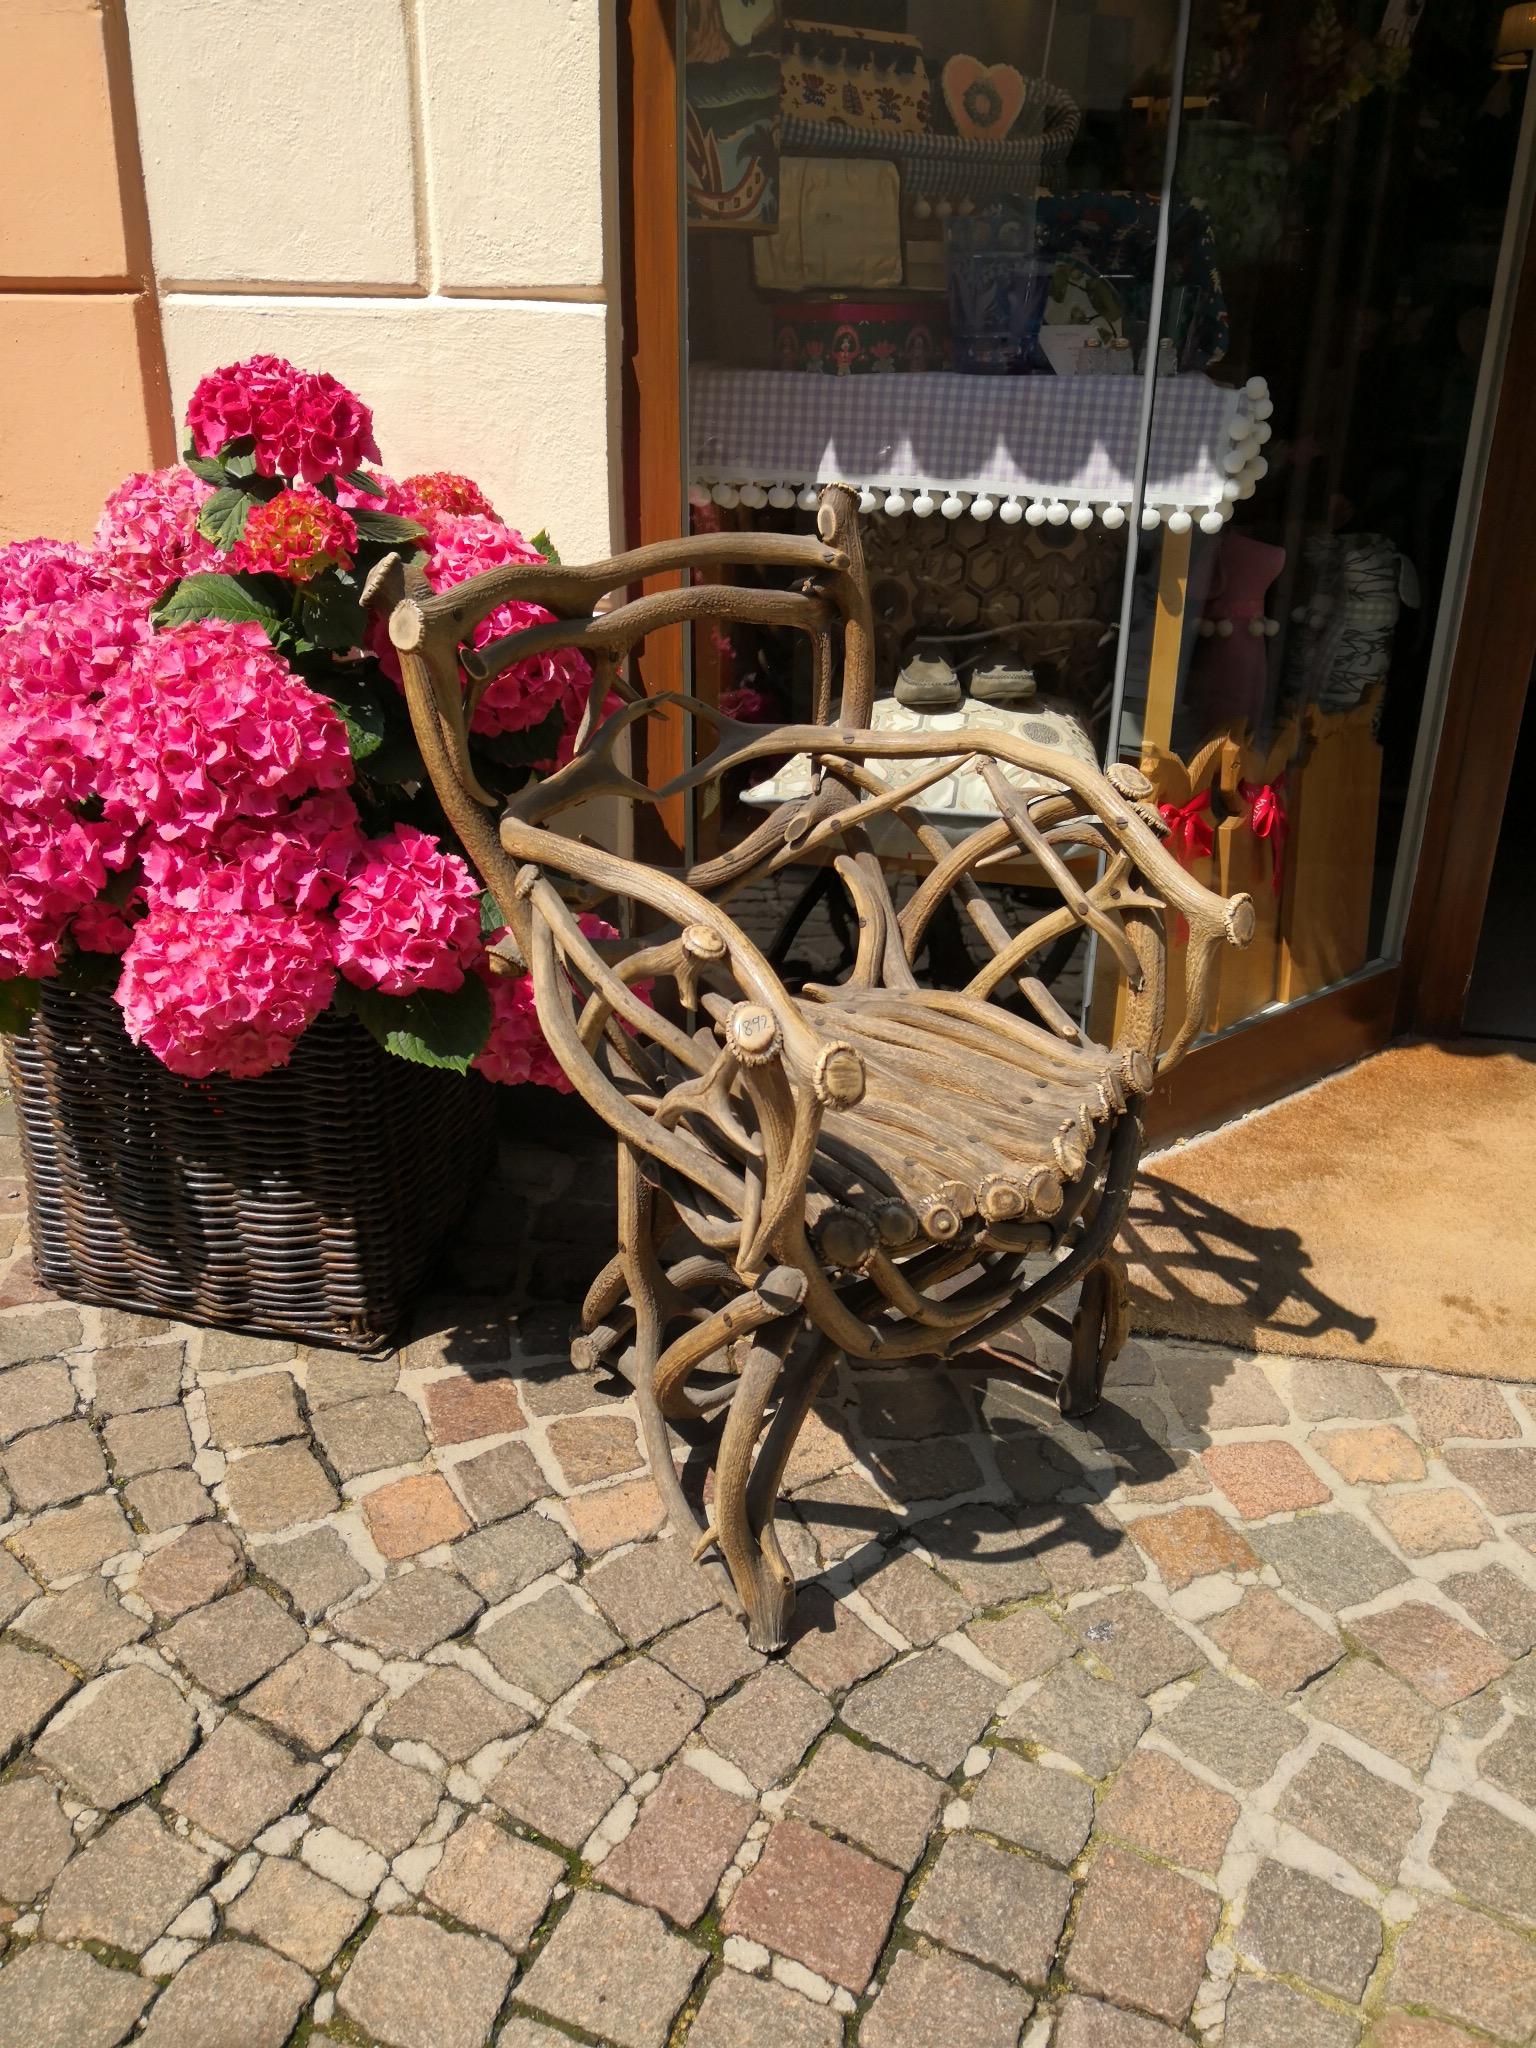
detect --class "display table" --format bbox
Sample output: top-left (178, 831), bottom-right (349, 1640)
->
top-left (689, 365), bottom-right (1271, 531)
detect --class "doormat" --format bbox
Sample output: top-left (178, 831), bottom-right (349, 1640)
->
top-left (1120, 1039), bottom-right (1536, 1381)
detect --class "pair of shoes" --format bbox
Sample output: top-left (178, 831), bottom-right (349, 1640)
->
top-left (894, 653), bottom-right (1038, 710)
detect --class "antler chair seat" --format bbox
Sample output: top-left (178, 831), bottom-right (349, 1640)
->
top-left (380, 486), bottom-right (1253, 1651)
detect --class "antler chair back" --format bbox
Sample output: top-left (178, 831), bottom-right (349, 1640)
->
top-left (383, 486), bottom-right (1254, 1650)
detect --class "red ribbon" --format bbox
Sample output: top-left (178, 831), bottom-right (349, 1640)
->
top-left (1157, 789), bottom-right (1214, 865)
top-left (1239, 776), bottom-right (1289, 893)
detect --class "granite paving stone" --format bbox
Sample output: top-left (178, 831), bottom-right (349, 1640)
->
top-left (547, 1413), bottom-right (644, 1488)
top-left (243, 1641), bottom-right (384, 1752)
top-left (221, 1440), bottom-right (338, 1533)
top-left (134, 1520), bottom-right (244, 1618)
top-left (0, 1548), bottom-right (39, 1627)
top-left (518, 1889), bottom-right (705, 2047)
top-left (1441, 1561), bottom-right (1536, 1654)
top-left (102, 1403), bottom-right (194, 1477)
top-left (304, 1351), bottom-right (398, 1407)
top-left (785, 1583), bottom-right (895, 1692)
top-left (12, 1492), bottom-right (132, 1584)
top-left (1068, 1844), bottom-right (1222, 2026)
top-left (11, 1578), bottom-right (146, 1676)
top-left (700, 1664), bottom-right (831, 1789)
top-left (583, 1536), bottom-right (716, 1644)
top-left (1206, 1584), bottom-right (1343, 1693)
top-left (1277, 1744), bottom-right (1423, 1883)
top-left (164, 1714), bottom-right (322, 1848)
top-left (3, 1418), bottom-right (107, 1509)
top-left (1052, 1995), bottom-right (1185, 2046)
top-left (684, 1969), bottom-right (843, 2048)
top-left (1237, 1860), bottom-right (1383, 2000)
top-left (0, 1358), bottom-right (74, 1442)
top-left (1254, 1510), bottom-right (1410, 1609)
top-left (1430, 1793), bottom-right (1536, 1922)
top-left (1003, 1660), bottom-right (1150, 1778)
top-left (842, 1647), bottom-right (1005, 1775)
top-left (331, 1565), bottom-right (482, 1659)
top-left (1307, 1656), bottom-right (1443, 1772)
top-left (338, 1913), bottom-right (515, 2048)
top-left (308, 1737), bottom-right (438, 1857)
top-left (1223, 1977), bottom-right (1362, 2048)
top-left (424, 1811), bottom-right (565, 1949)
top-left (1367, 2014), bottom-right (1497, 2047)
top-left (652, 1607), bottom-right (765, 1697)
top-left (136, 1943), bottom-right (312, 2048)
top-left (1158, 1671), bottom-right (1305, 1789)
top-left (1477, 1713), bottom-right (1536, 1802)
top-left (862, 1948), bottom-right (1033, 2048)
top-left (202, 1371), bottom-right (302, 1449)
top-left (161, 1584), bottom-right (306, 1698)
top-left (1035, 1502), bottom-right (1149, 1594)
top-left (793, 1468), bottom-right (895, 1561)
top-left (601, 1759), bottom-right (755, 1924)
top-left (376, 1665), bottom-right (527, 1760)
top-left (904, 1831), bottom-right (1071, 1984)
top-left (90, 1339), bottom-right (180, 1414)
top-left (447, 1438), bottom-right (549, 1523)
top-left (1067, 1588), bottom-right (1205, 1694)
top-left (1129, 1505), bottom-right (1260, 1588)
top-left (965, 1603), bottom-right (1073, 1680)
top-left (33, 1664), bottom-right (194, 1807)
top-left (450, 1509), bottom-right (572, 1604)
top-left (920, 1501), bottom-right (1053, 1602)
top-left (564, 1475), bottom-right (666, 1554)
top-left (41, 1802), bottom-right (215, 1952)
top-left (1095, 1747), bottom-right (1238, 1873)
top-left (421, 1372), bottom-right (525, 1444)
top-left (1202, 1438), bottom-right (1334, 1518)
top-left (857, 1369), bottom-right (975, 1437)
top-left (857, 1547), bottom-right (972, 1644)
top-left (250, 1525), bottom-right (367, 1619)
top-left (477, 1584), bottom-right (621, 1701)
top-left (199, 1330), bottom-right (294, 1372)
top-left (312, 1392), bottom-right (428, 1479)
top-left (0, 1943), bottom-right (151, 2048)
top-left (126, 1467), bottom-right (214, 1531)
top-left (568, 1654), bottom-right (704, 1772)
top-left (0, 1775), bottom-right (74, 1902)
top-left (360, 1471), bottom-right (470, 1556)
top-left (788, 1731), bottom-right (944, 1869)
top-left (487, 1723), bottom-right (624, 1846)
top-left (1287, 1357), bottom-right (1402, 1423)
top-left (224, 1854), bottom-right (368, 1972)
top-left (1313, 1423), bottom-right (1426, 1486)
top-left (1441, 1446), bottom-right (1536, 1517)
top-left (1348, 1599), bottom-right (1510, 1706)
top-left (721, 1817), bottom-right (904, 1991)
top-left (1372, 1487), bottom-right (1492, 1558)
top-left (1156, 1351), bottom-right (1287, 1430)
top-left (1398, 1373), bottom-right (1519, 1444)
top-left (1388, 1896), bottom-right (1536, 2041)
top-left (968, 1748), bottom-right (1094, 1864)
top-left (872, 1432), bottom-right (983, 1502)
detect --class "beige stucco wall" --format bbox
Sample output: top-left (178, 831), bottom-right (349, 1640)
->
top-left (0, 0), bottom-right (171, 543)
top-left (124, 0), bottom-right (622, 563)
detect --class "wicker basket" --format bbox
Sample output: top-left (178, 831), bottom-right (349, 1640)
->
top-left (5, 984), bottom-right (495, 1351)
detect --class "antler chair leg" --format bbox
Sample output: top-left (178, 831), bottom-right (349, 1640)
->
top-left (1058, 1253), bottom-right (1130, 1419)
top-left (710, 1315), bottom-right (810, 1653)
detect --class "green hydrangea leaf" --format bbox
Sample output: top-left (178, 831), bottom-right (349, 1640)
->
top-left (341, 469), bottom-right (387, 499)
top-left (349, 509), bottom-right (428, 546)
top-left (151, 572), bottom-right (288, 638)
top-left (335, 977), bottom-right (491, 1073)
top-left (197, 487), bottom-right (254, 551)
top-left (529, 528), bottom-right (561, 565)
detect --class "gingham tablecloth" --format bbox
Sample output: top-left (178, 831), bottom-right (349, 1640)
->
top-left (689, 367), bottom-right (1254, 512)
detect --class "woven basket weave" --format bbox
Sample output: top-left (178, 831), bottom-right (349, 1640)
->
top-left (5, 984), bottom-right (494, 1351)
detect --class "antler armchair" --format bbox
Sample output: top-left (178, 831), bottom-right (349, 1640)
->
top-left (383, 486), bottom-right (1253, 1650)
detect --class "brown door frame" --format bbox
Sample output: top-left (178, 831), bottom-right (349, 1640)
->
top-left (617, 0), bottom-right (1536, 1122)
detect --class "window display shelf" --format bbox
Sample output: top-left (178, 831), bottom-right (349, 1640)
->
top-left (778, 107), bottom-right (1080, 200)
top-left (688, 366), bottom-right (1272, 533)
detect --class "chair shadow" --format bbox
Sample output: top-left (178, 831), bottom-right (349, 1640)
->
top-left (1120, 1171), bottom-right (1378, 1354)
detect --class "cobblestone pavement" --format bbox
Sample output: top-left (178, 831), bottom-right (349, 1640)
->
top-left (2, 1155), bottom-right (1536, 2043)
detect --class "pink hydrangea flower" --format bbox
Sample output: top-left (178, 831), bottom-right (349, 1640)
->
top-left (185, 354), bottom-right (380, 485)
top-left (334, 470), bottom-right (394, 510)
top-left (0, 803), bottom-right (120, 978)
top-left (0, 589), bottom-right (150, 705)
top-left (420, 513), bottom-right (590, 736)
top-left (389, 472), bottom-right (500, 523)
top-left (233, 485), bottom-right (357, 582)
top-left (332, 824), bottom-right (482, 996)
top-left (71, 898), bottom-right (137, 956)
top-left (117, 901), bottom-right (337, 1079)
top-left (93, 468), bottom-right (215, 597)
top-left (141, 791), bottom-right (365, 916)
top-left (0, 539), bottom-right (107, 629)
top-left (101, 618), bottom-right (352, 847)
top-left (473, 916), bottom-right (644, 1091)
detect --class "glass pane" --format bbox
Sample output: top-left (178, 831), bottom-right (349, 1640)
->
top-left (1105, 4), bottom-right (1531, 1043)
top-left (680, 0), bottom-right (1185, 1004)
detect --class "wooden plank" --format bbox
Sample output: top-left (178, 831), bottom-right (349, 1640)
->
top-left (1140, 522), bottom-right (1193, 762)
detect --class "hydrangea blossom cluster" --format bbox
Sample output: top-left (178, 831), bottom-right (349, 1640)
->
top-left (0, 352), bottom-right (605, 1087)
top-left (93, 469), bottom-right (215, 598)
top-left (186, 353), bottom-right (380, 483)
top-left (234, 485), bottom-right (357, 582)
top-left (473, 917), bottom-right (650, 1092)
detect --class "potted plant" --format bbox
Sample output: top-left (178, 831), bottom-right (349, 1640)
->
top-left (0, 354), bottom-right (605, 1348)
